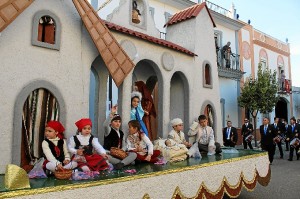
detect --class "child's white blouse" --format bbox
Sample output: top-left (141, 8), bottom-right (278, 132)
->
top-left (68, 134), bottom-right (106, 155)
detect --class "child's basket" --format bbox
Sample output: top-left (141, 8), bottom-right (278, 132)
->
top-left (54, 168), bottom-right (72, 180)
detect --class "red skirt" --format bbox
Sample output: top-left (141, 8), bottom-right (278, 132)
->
top-left (77, 154), bottom-right (108, 171)
top-left (135, 150), bottom-right (160, 163)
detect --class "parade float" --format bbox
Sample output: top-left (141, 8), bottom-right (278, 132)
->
top-left (0, 0), bottom-right (270, 198)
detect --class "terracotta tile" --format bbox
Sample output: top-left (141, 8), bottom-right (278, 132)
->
top-left (107, 59), bottom-right (119, 74)
top-left (1, 4), bottom-right (18, 20)
top-left (0, 0), bottom-right (10, 8)
top-left (96, 38), bottom-right (106, 52)
top-left (164, 2), bottom-right (215, 28)
top-left (0, 17), bottom-right (5, 29)
top-left (95, 21), bottom-right (106, 34)
top-left (90, 27), bottom-right (100, 41)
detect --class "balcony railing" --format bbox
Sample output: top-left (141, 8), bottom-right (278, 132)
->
top-left (278, 78), bottom-right (292, 94)
top-left (216, 49), bottom-right (240, 70)
top-left (204, 0), bottom-right (232, 17)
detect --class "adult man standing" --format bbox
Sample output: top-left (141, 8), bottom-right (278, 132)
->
top-left (260, 118), bottom-right (276, 164)
top-left (222, 41), bottom-right (231, 68)
top-left (241, 118), bottom-right (253, 149)
top-left (272, 117), bottom-right (284, 158)
top-left (223, 121), bottom-right (238, 147)
top-left (287, 117), bottom-right (300, 161)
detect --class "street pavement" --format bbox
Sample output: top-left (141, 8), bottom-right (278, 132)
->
top-left (235, 145), bottom-right (300, 199)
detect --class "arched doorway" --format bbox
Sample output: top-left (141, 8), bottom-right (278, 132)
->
top-left (170, 72), bottom-right (189, 132)
top-left (275, 97), bottom-right (288, 121)
top-left (21, 88), bottom-right (60, 168)
top-left (89, 56), bottom-right (119, 142)
top-left (204, 104), bottom-right (214, 129)
top-left (132, 59), bottom-right (163, 140)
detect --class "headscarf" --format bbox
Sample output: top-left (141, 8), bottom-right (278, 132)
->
top-left (135, 81), bottom-right (156, 117)
top-left (75, 118), bottom-right (92, 132)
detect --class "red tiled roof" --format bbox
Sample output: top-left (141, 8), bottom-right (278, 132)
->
top-left (104, 21), bottom-right (197, 57)
top-left (164, 2), bottom-right (216, 28)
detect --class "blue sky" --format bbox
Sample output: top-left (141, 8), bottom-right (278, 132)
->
top-left (207, 0), bottom-right (300, 87)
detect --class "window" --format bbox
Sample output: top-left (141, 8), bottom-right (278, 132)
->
top-left (260, 59), bottom-right (267, 70)
top-left (205, 65), bottom-right (211, 85)
top-left (38, 16), bottom-right (55, 44)
top-left (32, 10), bottom-right (61, 50)
top-left (149, 7), bottom-right (155, 19)
top-left (259, 48), bottom-right (268, 69)
top-left (203, 63), bottom-right (212, 88)
top-left (164, 12), bottom-right (172, 23)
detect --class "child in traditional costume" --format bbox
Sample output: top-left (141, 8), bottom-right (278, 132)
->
top-left (127, 120), bottom-right (160, 163)
top-left (103, 105), bottom-right (137, 170)
top-left (168, 118), bottom-right (192, 148)
top-left (130, 91), bottom-right (149, 137)
top-left (68, 118), bottom-right (108, 171)
top-left (42, 121), bottom-right (77, 173)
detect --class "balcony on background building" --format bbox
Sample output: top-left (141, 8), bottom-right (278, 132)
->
top-left (204, 0), bottom-right (232, 18)
top-left (278, 78), bottom-right (292, 94)
top-left (216, 49), bottom-right (245, 80)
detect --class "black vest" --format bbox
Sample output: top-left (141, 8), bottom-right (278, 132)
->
top-left (44, 139), bottom-right (65, 163)
top-left (73, 135), bottom-right (94, 155)
top-left (104, 128), bottom-right (124, 150)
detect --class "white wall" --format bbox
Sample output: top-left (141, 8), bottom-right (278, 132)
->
top-left (0, 0), bottom-right (98, 173)
top-left (219, 78), bottom-right (239, 127)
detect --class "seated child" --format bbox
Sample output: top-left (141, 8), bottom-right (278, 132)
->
top-left (130, 91), bottom-right (149, 137)
top-left (188, 115), bottom-right (222, 155)
top-left (42, 121), bottom-right (77, 173)
top-left (126, 120), bottom-right (160, 163)
top-left (168, 118), bottom-right (192, 148)
top-left (103, 105), bottom-right (137, 170)
top-left (68, 118), bottom-right (108, 171)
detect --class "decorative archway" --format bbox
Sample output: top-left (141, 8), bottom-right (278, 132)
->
top-left (201, 101), bottom-right (217, 137)
top-left (275, 97), bottom-right (289, 121)
top-left (13, 80), bottom-right (66, 167)
top-left (90, 55), bottom-right (118, 143)
top-left (170, 71), bottom-right (190, 133)
top-left (132, 59), bottom-right (163, 140)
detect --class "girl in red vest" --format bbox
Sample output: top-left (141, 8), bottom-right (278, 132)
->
top-left (42, 121), bottom-right (77, 172)
top-left (68, 118), bottom-right (108, 171)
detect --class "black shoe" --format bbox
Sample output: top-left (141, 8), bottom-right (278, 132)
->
top-left (288, 159), bottom-right (292, 161)
top-left (113, 163), bottom-right (124, 170)
top-left (280, 156), bottom-right (283, 159)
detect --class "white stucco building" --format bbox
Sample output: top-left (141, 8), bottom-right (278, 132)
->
top-left (0, 0), bottom-right (222, 173)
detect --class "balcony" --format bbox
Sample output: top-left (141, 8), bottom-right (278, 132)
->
top-left (204, 0), bottom-right (232, 18)
top-left (217, 50), bottom-right (245, 80)
top-left (278, 78), bottom-right (292, 94)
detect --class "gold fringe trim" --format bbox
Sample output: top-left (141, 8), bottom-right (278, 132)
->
top-left (0, 152), bottom-right (268, 199)
top-left (170, 165), bottom-right (271, 199)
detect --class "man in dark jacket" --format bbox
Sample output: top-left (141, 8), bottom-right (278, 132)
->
top-left (241, 118), bottom-right (253, 149)
top-left (260, 117), bottom-right (276, 164)
top-left (223, 121), bottom-right (238, 147)
top-left (272, 117), bottom-right (284, 158)
top-left (287, 117), bottom-right (300, 161)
